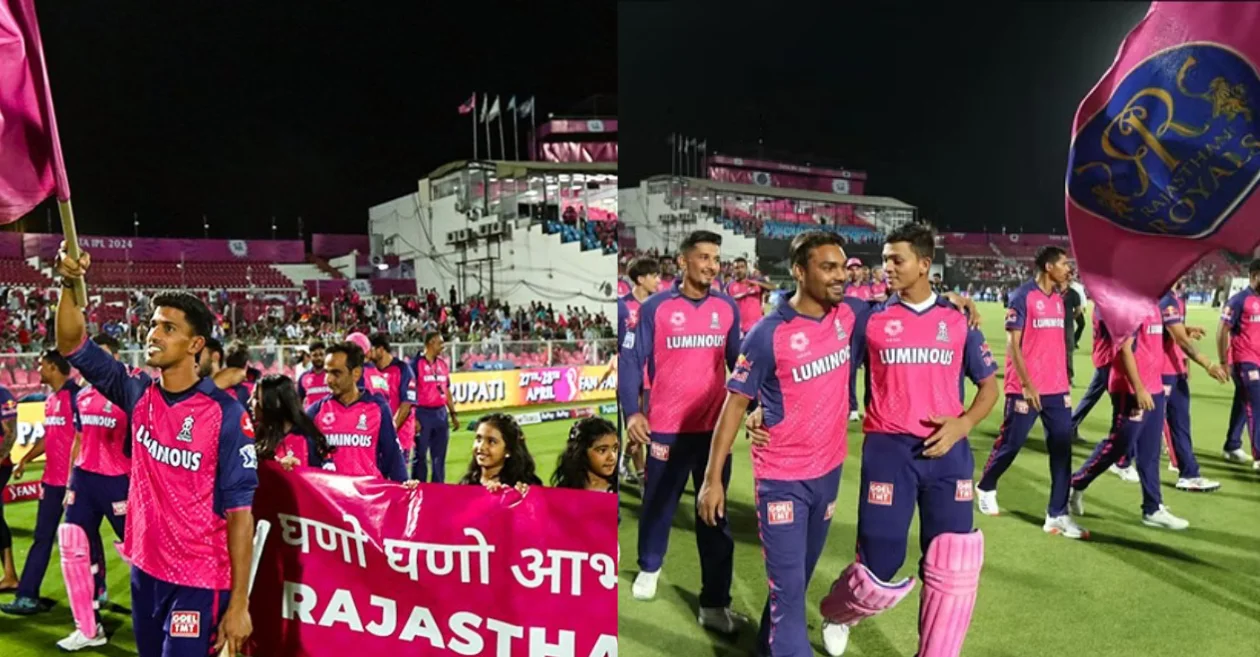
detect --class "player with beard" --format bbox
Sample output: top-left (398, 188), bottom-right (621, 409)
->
top-left (296, 341), bottom-right (331, 407)
top-left (726, 257), bottom-right (775, 338)
top-left (365, 334), bottom-right (417, 463)
top-left (305, 343), bottom-right (408, 482)
top-left (411, 332), bottom-right (460, 483)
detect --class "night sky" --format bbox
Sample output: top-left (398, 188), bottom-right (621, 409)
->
top-left (17, 1), bottom-right (615, 239)
top-left (619, 2), bottom-right (1152, 233)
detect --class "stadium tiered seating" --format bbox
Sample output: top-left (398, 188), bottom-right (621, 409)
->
top-left (0, 259), bottom-right (52, 286)
top-left (83, 261), bottom-right (293, 288)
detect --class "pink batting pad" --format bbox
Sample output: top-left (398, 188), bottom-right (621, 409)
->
top-left (818, 561), bottom-right (915, 625)
top-left (918, 530), bottom-right (985, 657)
top-left (58, 523), bottom-right (98, 639)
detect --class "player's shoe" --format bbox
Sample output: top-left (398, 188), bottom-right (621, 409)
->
top-left (1043, 514), bottom-right (1089, 539)
top-left (632, 570), bottom-right (659, 601)
top-left (1175, 477), bottom-right (1221, 492)
top-left (1168, 461), bottom-right (1179, 472)
top-left (1069, 489), bottom-right (1085, 516)
top-left (57, 629), bottom-right (107, 652)
top-left (976, 488), bottom-right (999, 516)
top-left (821, 621), bottom-right (851, 656)
top-left (0, 596), bottom-right (45, 615)
top-left (697, 606), bottom-right (748, 634)
top-left (848, 410), bottom-right (861, 422)
top-left (1109, 464), bottom-right (1139, 482)
top-left (1222, 448), bottom-right (1252, 463)
top-left (1142, 505), bottom-right (1189, 530)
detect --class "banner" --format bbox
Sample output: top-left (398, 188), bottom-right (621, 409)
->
top-left (10, 399), bottom-right (44, 463)
top-left (21, 234), bottom-right (306, 263)
top-left (539, 142), bottom-right (618, 164)
top-left (706, 166), bottom-right (867, 196)
top-left (249, 463), bottom-right (617, 657)
top-left (708, 154), bottom-right (867, 181)
top-left (449, 365), bottom-right (616, 413)
top-left (534, 119), bottom-right (618, 138)
top-left (0, 232), bottom-right (22, 257)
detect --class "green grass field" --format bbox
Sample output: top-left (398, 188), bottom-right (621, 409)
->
top-left (618, 302), bottom-right (1260, 657)
top-left (0, 402), bottom-right (612, 657)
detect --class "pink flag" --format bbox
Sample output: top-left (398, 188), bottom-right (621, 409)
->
top-left (0, 0), bottom-right (69, 224)
top-left (457, 93), bottom-right (476, 115)
top-left (1065, 2), bottom-right (1260, 339)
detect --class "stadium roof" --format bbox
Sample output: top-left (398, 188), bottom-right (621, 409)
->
top-left (650, 175), bottom-right (916, 210)
top-left (427, 160), bottom-right (618, 180)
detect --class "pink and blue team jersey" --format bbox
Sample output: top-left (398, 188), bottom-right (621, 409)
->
top-left (1004, 280), bottom-right (1069, 396)
top-left (845, 283), bottom-right (873, 302)
top-left (0, 386), bottom-right (16, 467)
top-left (618, 294), bottom-right (651, 391)
top-left (619, 286), bottom-right (741, 433)
top-left (1108, 303), bottom-right (1164, 395)
top-left (413, 356), bottom-right (452, 408)
top-left (65, 337), bottom-right (258, 591)
top-left (297, 369), bottom-right (332, 408)
top-left (41, 381), bottom-right (81, 487)
top-left (726, 278), bottom-right (766, 334)
top-left (360, 363), bottom-right (391, 398)
top-left (1091, 313), bottom-right (1114, 369)
top-left (1222, 287), bottom-right (1260, 366)
top-left (305, 394), bottom-right (407, 481)
top-left (74, 384), bottom-right (131, 477)
top-left (376, 359), bottom-right (417, 451)
top-left (871, 281), bottom-right (888, 299)
top-left (863, 295), bottom-right (997, 438)
top-left (1159, 292), bottom-right (1188, 376)
top-left (727, 299), bottom-right (867, 480)
top-left (617, 277), bottom-right (632, 297)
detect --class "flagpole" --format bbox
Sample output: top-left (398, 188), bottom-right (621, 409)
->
top-left (530, 97), bottom-right (537, 161)
top-left (472, 95), bottom-right (478, 160)
top-left (512, 104), bottom-right (520, 161)
top-left (497, 107), bottom-right (506, 164)
top-left (484, 94), bottom-right (492, 159)
top-left (57, 200), bottom-right (87, 307)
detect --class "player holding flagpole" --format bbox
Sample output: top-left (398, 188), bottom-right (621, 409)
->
top-left (619, 230), bottom-right (745, 633)
top-left (53, 245), bottom-right (260, 657)
top-left (818, 223), bottom-right (998, 656)
top-left (699, 231), bottom-right (865, 657)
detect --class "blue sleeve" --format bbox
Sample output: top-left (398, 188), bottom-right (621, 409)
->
top-left (214, 402), bottom-right (260, 517)
top-left (71, 389), bottom-right (82, 432)
top-left (964, 328), bottom-right (998, 384)
top-left (1223, 293), bottom-right (1244, 331)
top-left (1005, 289), bottom-right (1027, 331)
top-left (374, 401), bottom-right (407, 482)
top-left (296, 373), bottom-right (307, 400)
top-left (618, 299), bottom-right (652, 417)
top-left (398, 364), bottom-right (416, 404)
top-left (726, 321), bottom-right (775, 399)
top-left (65, 338), bottom-right (148, 412)
top-left (726, 298), bottom-right (742, 372)
top-left (616, 298), bottom-right (629, 346)
top-left (1159, 294), bottom-right (1183, 326)
top-left (304, 435), bottom-right (323, 468)
top-left (847, 300), bottom-right (870, 370)
top-left (0, 387), bottom-right (16, 423)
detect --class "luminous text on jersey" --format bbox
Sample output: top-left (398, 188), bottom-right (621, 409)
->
top-left (879, 347), bottom-right (956, 365)
top-left (1032, 318), bottom-right (1065, 329)
top-left (666, 335), bottom-right (726, 349)
top-left (135, 425), bottom-right (203, 471)
top-left (79, 414), bottom-right (119, 429)
top-left (791, 347), bottom-right (851, 383)
top-left (323, 433), bottom-right (375, 448)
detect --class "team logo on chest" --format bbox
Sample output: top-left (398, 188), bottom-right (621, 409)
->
top-left (936, 321), bottom-right (950, 343)
top-left (176, 416), bottom-right (195, 443)
top-left (356, 413), bottom-right (368, 430)
top-left (710, 312), bottom-right (721, 329)
top-left (834, 318), bottom-right (847, 341)
top-left (1035, 299), bottom-right (1046, 313)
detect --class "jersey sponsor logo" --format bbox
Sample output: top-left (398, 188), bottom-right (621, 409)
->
top-left (1064, 394), bottom-right (1072, 407)
top-left (766, 501), bottom-right (794, 525)
top-left (65, 490), bottom-right (76, 506)
top-left (622, 333), bottom-right (636, 350)
top-left (1032, 318), bottom-right (1066, 328)
top-left (1035, 299), bottom-right (1045, 313)
top-left (1005, 308), bottom-right (1018, 325)
top-left (169, 611), bottom-right (201, 638)
top-left (955, 479), bottom-right (974, 502)
top-left (1164, 384), bottom-right (1173, 395)
top-left (878, 347), bottom-right (957, 366)
top-left (790, 347), bottom-right (852, 383)
top-left (324, 433), bottom-right (376, 448)
top-left (240, 444), bottom-right (258, 469)
top-left (240, 413), bottom-right (255, 439)
top-left (731, 354), bottom-right (752, 383)
top-left (824, 501), bottom-right (836, 521)
top-left (789, 332), bottom-right (810, 352)
top-left (1145, 324), bottom-right (1164, 335)
top-left (135, 425), bottom-right (204, 472)
top-left (44, 415), bottom-right (69, 426)
top-left (1250, 370), bottom-right (1260, 381)
top-left (1127, 408), bottom-right (1146, 422)
top-left (665, 334), bottom-right (727, 349)
top-left (176, 416), bottom-right (195, 443)
top-left (1014, 400), bottom-right (1030, 414)
top-left (79, 414), bottom-right (119, 429)
top-left (650, 442), bottom-right (670, 461)
top-left (670, 311), bottom-right (686, 328)
top-left (112, 500), bottom-right (128, 516)
top-left (868, 482), bottom-right (894, 506)
top-left (1222, 306), bottom-right (1235, 321)
top-left (884, 320), bottom-right (904, 338)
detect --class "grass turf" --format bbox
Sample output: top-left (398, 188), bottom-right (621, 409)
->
top-left (0, 402), bottom-right (612, 657)
top-left (617, 301), bottom-right (1260, 657)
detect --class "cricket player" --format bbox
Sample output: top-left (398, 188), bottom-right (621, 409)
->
top-left (619, 229), bottom-right (744, 633)
top-left (0, 382), bottom-right (18, 593)
top-left (699, 231), bottom-right (865, 656)
top-left (412, 332), bottom-right (460, 483)
top-left (976, 246), bottom-right (1083, 538)
top-left (1, 350), bottom-right (81, 616)
top-left (618, 256), bottom-right (661, 484)
top-left (1159, 283), bottom-right (1228, 491)
top-left (365, 333), bottom-right (417, 460)
top-left (818, 223), bottom-right (998, 657)
top-left (1219, 260), bottom-right (1260, 468)
top-left (54, 246), bottom-right (259, 657)
top-left (296, 340), bottom-right (332, 408)
top-left (1069, 302), bottom-right (1189, 530)
top-left (306, 342), bottom-right (408, 482)
top-left (727, 256), bottom-right (775, 337)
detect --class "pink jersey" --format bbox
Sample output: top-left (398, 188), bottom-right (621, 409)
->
top-left (617, 278), bottom-right (632, 297)
top-left (65, 337), bottom-right (258, 591)
top-left (845, 284), bottom-right (873, 302)
top-left (1222, 287), bottom-right (1260, 366)
top-left (727, 299), bottom-right (866, 480)
top-left (1004, 280), bottom-right (1069, 396)
top-left (1091, 313), bottom-right (1114, 368)
top-left (275, 432), bottom-right (309, 466)
top-left (359, 363), bottom-right (391, 398)
top-left (297, 369), bottom-right (332, 408)
top-left (414, 355), bottom-right (451, 408)
top-left (74, 384), bottom-right (131, 477)
top-left (619, 287), bottom-right (741, 434)
top-left (307, 394), bottom-right (407, 481)
top-left (863, 296), bottom-right (997, 438)
top-left (41, 381), bottom-right (81, 487)
top-left (1108, 304), bottom-right (1164, 394)
top-left (871, 281), bottom-right (889, 299)
top-left (1159, 292), bottom-right (1187, 376)
top-left (618, 295), bottom-right (652, 392)
top-left (726, 278), bottom-right (765, 334)
top-left (376, 358), bottom-right (417, 451)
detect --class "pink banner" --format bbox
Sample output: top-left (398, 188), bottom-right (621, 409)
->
top-left (370, 278), bottom-right (416, 295)
top-left (539, 142), bottom-right (617, 164)
top-left (248, 463), bottom-right (617, 657)
top-left (707, 166), bottom-right (866, 196)
top-left (940, 233), bottom-right (1069, 246)
top-left (941, 233), bottom-right (990, 245)
top-left (534, 119), bottom-right (618, 138)
top-left (0, 231), bottom-right (21, 257)
top-left (708, 154), bottom-right (866, 181)
top-left (21, 234), bottom-right (306, 263)
top-left (313, 234), bottom-right (369, 258)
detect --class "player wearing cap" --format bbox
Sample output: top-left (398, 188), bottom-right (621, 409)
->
top-left (412, 332), bottom-right (460, 483)
top-left (306, 343), bottom-right (409, 482)
top-left (346, 332), bottom-right (391, 398)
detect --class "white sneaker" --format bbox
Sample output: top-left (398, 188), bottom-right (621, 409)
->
top-left (822, 621), bottom-right (851, 656)
top-left (848, 410), bottom-right (861, 422)
top-left (1142, 505), bottom-right (1189, 530)
top-left (697, 606), bottom-right (748, 634)
top-left (1175, 477), bottom-right (1221, 492)
top-left (57, 629), bottom-right (107, 651)
top-left (976, 488), bottom-right (1000, 516)
top-left (1043, 514), bottom-right (1089, 539)
top-left (632, 570), bottom-right (660, 601)
top-left (1069, 489), bottom-right (1085, 516)
top-left (1223, 448), bottom-right (1252, 463)
top-left (1109, 464), bottom-right (1140, 482)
